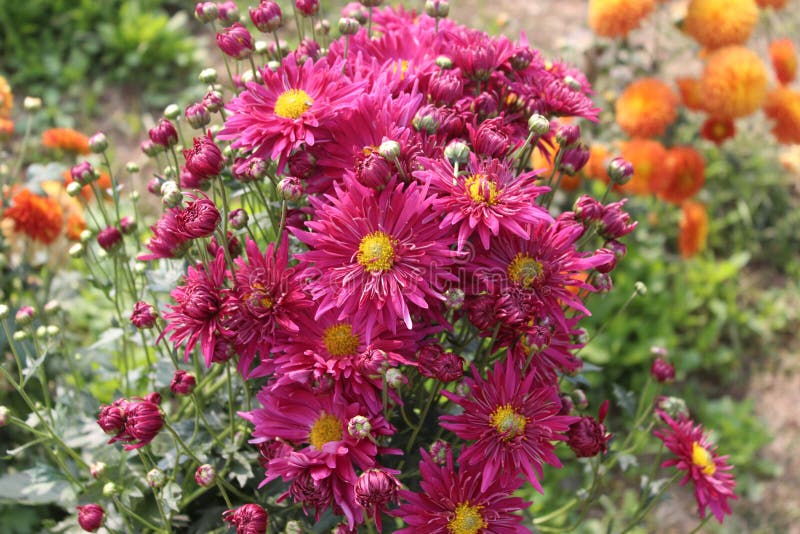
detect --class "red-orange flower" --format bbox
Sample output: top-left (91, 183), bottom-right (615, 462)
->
top-left (3, 189), bottom-right (64, 244)
top-left (764, 86), bottom-right (800, 145)
top-left (66, 212), bottom-right (86, 242)
top-left (679, 201), bottom-right (709, 258)
top-left (0, 75), bottom-right (12, 119)
top-left (41, 128), bottom-right (91, 155)
top-left (756, 0), bottom-right (788, 9)
top-left (676, 77), bottom-right (705, 111)
top-left (588, 0), bottom-right (656, 39)
top-left (660, 147), bottom-right (706, 204)
top-left (0, 118), bottom-right (13, 140)
top-left (584, 144), bottom-right (611, 183)
top-left (700, 117), bottom-right (736, 144)
top-left (683, 0), bottom-right (758, 50)
top-left (618, 138), bottom-right (670, 196)
top-left (700, 46), bottom-right (768, 119)
top-left (616, 78), bottom-right (678, 138)
top-left (769, 39), bottom-right (798, 86)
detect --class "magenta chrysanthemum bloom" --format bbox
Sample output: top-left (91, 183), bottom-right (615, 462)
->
top-left (175, 194), bottom-right (220, 239)
top-left (225, 236), bottom-right (313, 377)
top-left (294, 178), bottom-right (458, 341)
top-left (138, 206), bottom-right (190, 261)
top-left (242, 384), bottom-right (397, 528)
top-left (470, 216), bottom-right (614, 328)
top-left (218, 55), bottom-right (365, 173)
top-left (183, 131), bottom-right (224, 180)
top-left (101, 393), bottom-right (164, 451)
top-left (440, 358), bottom-right (575, 492)
top-left (161, 251), bottom-right (231, 366)
top-left (419, 155), bottom-right (551, 250)
top-left (216, 22), bottom-right (254, 59)
top-left (223, 504), bottom-right (268, 534)
top-left (76, 504), bottom-right (105, 532)
top-left (392, 448), bottom-right (530, 534)
top-left (654, 410), bottom-right (737, 523)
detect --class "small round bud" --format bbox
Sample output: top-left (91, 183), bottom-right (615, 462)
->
top-left (146, 468), bottom-right (166, 489)
top-left (69, 243), bottom-right (85, 258)
top-left (572, 389), bottom-right (589, 410)
top-left (564, 75), bottom-right (582, 91)
top-left (650, 346), bottom-right (669, 358)
top-left (97, 226), bottom-right (123, 252)
top-left (435, 55), bottom-right (453, 69)
top-left (79, 229), bottom-right (92, 243)
top-left (444, 140), bottom-right (470, 164)
top-left (267, 60), bottom-right (281, 71)
top-left (634, 281), bottom-right (647, 296)
top-left (102, 482), bottom-right (118, 497)
top-left (528, 113), bottom-right (550, 135)
top-left (66, 182), bottom-right (83, 198)
top-left (13, 331), bottom-right (28, 342)
top-left (384, 368), bottom-right (405, 389)
top-left (147, 177), bottom-right (163, 196)
top-left (278, 176), bottom-right (304, 201)
top-left (228, 208), bottom-right (249, 230)
top-left (131, 301), bottom-right (158, 329)
top-left (194, 1), bottom-right (219, 23)
top-left (425, 0), bottom-right (449, 18)
top-left (555, 124), bottom-right (581, 147)
top-left (444, 287), bottom-right (465, 310)
top-left (120, 216), bottom-right (137, 235)
top-left (23, 96), bottom-right (42, 111)
top-left (164, 104), bottom-right (180, 120)
top-left (428, 440), bottom-right (450, 465)
top-left (195, 464), bottom-right (216, 487)
top-left (651, 357), bottom-right (675, 383)
top-left (378, 140), bottom-right (401, 160)
top-left (125, 162), bottom-right (140, 173)
top-left (0, 406), bottom-right (8, 427)
top-left (163, 166), bottom-right (177, 180)
top-left (0, 304), bottom-right (8, 320)
top-left (76, 504), bottom-right (105, 533)
top-left (46, 325), bottom-right (59, 336)
top-left (170, 370), bottom-right (196, 395)
top-left (185, 103), bottom-right (211, 129)
top-left (255, 40), bottom-right (269, 54)
top-left (316, 19), bottom-right (331, 35)
top-left (608, 156), bottom-right (634, 185)
top-left (15, 306), bottom-right (35, 326)
top-left (161, 181), bottom-right (183, 208)
top-left (285, 521), bottom-right (304, 534)
top-left (90, 462), bottom-right (106, 479)
top-left (199, 68), bottom-right (218, 84)
top-left (35, 325), bottom-right (47, 338)
top-left (338, 17), bottom-right (360, 35)
top-left (347, 415), bottom-right (372, 440)
top-left (88, 132), bottom-right (108, 153)
top-left (655, 395), bottom-right (690, 420)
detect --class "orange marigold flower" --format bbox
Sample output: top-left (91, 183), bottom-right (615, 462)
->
top-left (588, 0), bottom-right (656, 38)
top-left (618, 138), bottom-right (669, 196)
top-left (676, 77), bottom-right (705, 111)
top-left (66, 212), bottom-right (86, 241)
top-left (700, 117), bottom-right (736, 144)
top-left (764, 86), bottom-right (800, 144)
top-left (700, 46), bottom-right (768, 119)
top-left (660, 146), bottom-right (706, 204)
top-left (530, 140), bottom-right (581, 191)
top-left (679, 201), bottom-right (709, 258)
top-left (769, 39), bottom-right (798, 85)
top-left (0, 118), bottom-right (13, 139)
top-left (756, 0), bottom-right (788, 9)
top-left (683, 0), bottom-right (758, 49)
top-left (41, 128), bottom-right (91, 155)
top-left (0, 75), bottom-right (12, 119)
top-left (585, 144), bottom-right (612, 183)
top-left (3, 189), bottom-right (64, 244)
top-left (616, 78), bottom-right (678, 138)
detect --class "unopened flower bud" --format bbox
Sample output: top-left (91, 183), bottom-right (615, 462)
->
top-left (347, 415), bottom-right (372, 440)
top-left (555, 124), bottom-right (581, 147)
top-left (559, 394), bottom-right (574, 415)
top-left (255, 40), bottom-right (269, 55)
top-left (194, 2), bottom-right (218, 23)
top-left (444, 140), bottom-right (470, 164)
top-left (163, 104), bottom-right (180, 120)
top-left (278, 176), bottom-right (304, 201)
top-left (69, 243), bottom-right (84, 258)
top-left (634, 281), bottom-right (647, 296)
top-left (66, 182), bottom-right (83, 197)
top-left (102, 482), bottom-right (118, 497)
top-left (608, 156), bottom-right (634, 185)
top-left (564, 75), bottom-right (582, 91)
top-left (80, 229), bottom-right (92, 243)
top-left (425, 0), bottom-right (449, 18)
top-left (88, 132), bottom-right (108, 153)
top-left (23, 96), bottom-right (42, 111)
top-left (131, 301), bottom-right (158, 329)
top-left (46, 325), bottom-right (59, 336)
top-left (185, 103), bottom-right (211, 129)
top-left (228, 208), bottom-right (249, 229)
top-left (0, 304), bottom-right (8, 320)
top-left (435, 55), bottom-right (453, 69)
top-left (35, 325), bottom-right (47, 338)
top-left (170, 370), bottom-right (196, 395)
top-left (316, 19), bottom-right (331, 35)
top-left (146, 468), bottom-right (166, 488)
top-left (217, 23), bottom-right (255, 60)
top-left (141, 139), bottom-right (161, 157)
top-left (161, 181), bottom-right (183, 208)
top-left (429, 439), bottom-right (450, 465)
top-left (285, 521), bottom-right (303, 534)
top-left (15, 306), bottom-right (35, 326)
top-left (125, 162), bottom-right (140, 173)
top-left (338, 17), bottom-right (360, 35)
top-left (217, 1), bottom-right (240, 24)
top-left (651, 357), bottom-right (675, 383)
top-left (572, 389), bottom-right (588, 410)
top-left (97, 226), bottom-right (123, 252)
top-left (199, 68), bottom-right (218, 84)
top-left (71, 161), bottom-right (97, 186)
top-left (384, 368), bottom-right (405, 389)
top-left (13, 331), bottom-right (28, 342)
top-left (119, 216), bottom-right (137, 235)
top-left (528, 113), bottom-right (550, 135)
top-left (195, 464), bottom-right (216, 487)
top-left (378, 140), bottom-right (401, 160)
top-left (76, 503), bottom-right (104, 532)
top-left (149, 118), bottom-right (178, 148)
top-left (90, 462), bottom-right (106, 479)
top-left (655, 395), bottom-right (689, 420)
top-left (0, 406), bottom-right (8, 427)
top-left (250, 1), bottom-right (283, 32)
top-left (444, 287), bottom-right (465, 310)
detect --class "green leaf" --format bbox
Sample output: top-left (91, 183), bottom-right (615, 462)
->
top-left (161, 481), bottom-right (182, 513)
top-left (0, 466), bottom-right (76, 506)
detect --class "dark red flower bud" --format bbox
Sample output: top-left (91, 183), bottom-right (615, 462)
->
top-left (130, 301), bottom-right (158, 329)
top-left (176, 195), bottom-right (220, 239)
top-left (216, 23), bottom-right (254, 60)
top-left (97, 399), bottom-right (127, 435)
top-left (417, 344), bottom-right (464, 383)
top-left (97, 226), bottom-right (123, 252)
top-left (354, 469), bottom-right (400, 531)
top-left (170, 370), bottom-right (197, 395)
top-left (122, 396), bottom-right (163, 450)
top-left (651, 357), bottom-right (675, 383)
top-left (593, 248), bottom-right (617, 274)
top-left (599, 199), bottom-right (637, 240)
top-left (149, 119), bottom-right (178, 148)
top-left (76, 504), bottom-right (105, 532)
top-left (194, 2), bottom-right (218, 23)
top-left (70, 161), bottom-right (96, 186)
top-left (185, 103), bottom-right (211, 129)
top-left (555, 124), bottom-right (581, 147)
top-left (223, 504), bottom-right (269, 534)
top-left (295, 0), bottom-right (319, 16)
top-left (184, 132), bottom-right (224, 180)
top-left (566, 415), bottom-right (610, 458)
top-left (429, 72), bottom-right (463, 106)
top-left (573, 195), bottom-right (603, 222)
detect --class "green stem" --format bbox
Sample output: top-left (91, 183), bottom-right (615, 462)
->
top-left (688, 514), bottom-right (713, 534)
top-left (618, 472), bottom-right (681, 534)
top-left (113, 496), bottom-right (164, 533)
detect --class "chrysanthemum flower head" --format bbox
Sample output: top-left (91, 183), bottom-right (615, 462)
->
top-left (654, 410), bottom-right (737, 522)
top-left (588, 0), bottom-right (656, 38)
top-left (392, 448), bottom-right (530, 534)
top-left (441, 358), bottom-right (576, 492)
top-left (294, 178), bottom-right (457, 341)
top-left (618, 138), bottom-right (669, 196)
top-left (679, 200), bottom-right (709, 258)
top-left (41, 128), bottom-right (91, 155)
top-left (764, 86), bottom-right (800, 144)
top-left (659, 146), bottom-right (706, 204)
top-left (676, 77), bottom-right (705, 111)
top-left (700, 117), bottom-right (736, 144)
top-left (683, 0), bottom-right (758, 49)
top-left (0, 75), bottom-right (12, 119)
top-left (615, 78), bottom-right (678, 138)
top-left (769, 38), bottom-right (798, 85)
top-left (700, 46), bottom-right (768, 119)
top-left (2, 188), bottom-right (63, 244)
top-left (219, 54), bottom-right (365, 173)
top-left (756, 0), bottom-right (788, 9)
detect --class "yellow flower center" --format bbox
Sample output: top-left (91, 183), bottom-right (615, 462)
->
top-left (448, 503), bottom-right (486, 534)
top-left (322, 323), bottom-right (360, 357)
top-left (274, 89), bottom-right (313, 119)
top-left (692, 442), bottom-right (716, 476)
top-left (392, 59), bottom-right (410, 79)
top-left (246, 282), bottom-right (273, 311)
top-left (357, 231), bottom-right (397, 273)
top-left (507, 253), bottom-right (543, 288)
top-left (464, 174), bottom-right (499, 205)
top-left (489, 404), bottom-right (527, 440)
top-left (309, 413), bottom-right (343, 450)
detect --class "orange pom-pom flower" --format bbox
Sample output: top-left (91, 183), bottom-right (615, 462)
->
top-left (41, 128), bottom-right (91, 155)
top-left (764, 86), bottom-right (800, 145)
top-left (3, 189), bottom-right (64, 244)
top-left (683, 0), bottom-right (758, 50)
top-left (679, 201), bottom-right (709, 258)
top-left (616, 78), bottom-right (678, 138)
top-left (700, 46), bottom-right (768, 119)
top-left (618, 138), bottom-right (670, 196)
top-left (769, 39), bottom-right (798, 85)
top-left (660, 147), bottom-right (706, 204)
top-left (588, 0), bottom-right (656, 39)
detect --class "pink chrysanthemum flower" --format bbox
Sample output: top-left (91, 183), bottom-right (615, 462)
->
top-left (440, 357), bottom-right (575, 492)
top-left (270, 306), bottom-right (424, 415)
top-left (470, 216), bottom-right (614, 328)
top-left (138, 208), bottom-right (190, 261)
top-left (242, 384), bottom-right (397, 528)
top-left (294, 178), bottom-right (458, 341)
top-left (392, 448), bottom-right (531, 534)
top-left (161, 251), bottom-right (231, 366)
top-left (654, 410), bottom-right (737, 523)
top-left (226, 236), bottom-right (313, 378)
top-left (218, 55), bottom-right (365, 172)
top-left (418, 154), bottom-right (551, 250)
